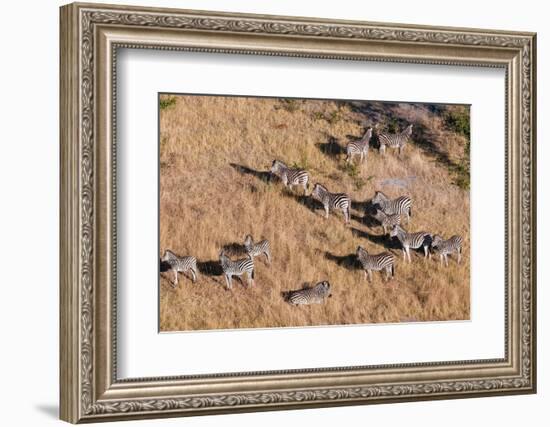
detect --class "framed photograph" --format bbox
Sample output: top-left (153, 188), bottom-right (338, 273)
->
top-left (60, 2), bottom-right (537, 423)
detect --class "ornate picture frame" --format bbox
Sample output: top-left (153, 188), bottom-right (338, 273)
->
top-left (60, 2), bottom-right (536, 423)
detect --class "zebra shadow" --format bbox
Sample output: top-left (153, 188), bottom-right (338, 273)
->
top-left (315, 135), bottom-right (345, 159)
top-left (351, 199), bottom-right (373, 214)
top-left (280, 191), bottom-right (321, 214)
top-left (350, 227), bottom-right (400, 251)
top-left (221, 242), bottom-right (247, 257)
top-left (159, 260), bottom-right (171, 273)
top-left (229, 163), bottom-right (272, 184)
top-left (196, 260), bottom-right (224, 277)
top-left (324, 251), bottom-right (361, 271)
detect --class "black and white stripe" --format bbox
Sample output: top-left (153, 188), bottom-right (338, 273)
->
top-left (311, 183), bottom-right (351, 224)
top-left (270, 159), bottom-right (310, 195)
top-left (390, 225), bottom-right (433, 263)
top-left (283, 281), bottom-right (332, 305)
top-left (371, 191), bottom-right (412, 223)
top-left (432, 234), bottom-right (463, 266)
top-left (161, 250), bottom-right (198, 287)
top-left (378, 124), bottom-right (413, 155)
top-left (219, 250), bottom-right (255, 289)
top-left (356, 246), bottom-right (395, 282)
top-left (346, 128), bottom-right (372, 163)
top-left (244, 234), bottom-right (271, 264)
top-left (371, 208), bottom-right (402, 235)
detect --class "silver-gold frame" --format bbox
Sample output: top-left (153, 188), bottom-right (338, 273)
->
top-left (60, 2), bottom-right (537, 423)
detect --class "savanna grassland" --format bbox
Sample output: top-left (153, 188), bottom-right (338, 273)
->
top-left (159, 94), bottom-right (470, 332)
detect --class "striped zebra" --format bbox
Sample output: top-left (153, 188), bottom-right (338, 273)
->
top-left (270, 159), bottom-right (310, 195)
top-left (244, 234), bottom-right (271, 264)
top-left (371, 191), bottom-right (412, 223)
top-left (161, 250), bottom-right (198, 287)
top-left (356, 246), bottom-right (395, 282)
top-left (311, 183), bottom-right (351, 224)
top-left (219, 250), bottom-right (255, 290)
top-left (282, 281), bottom-right (332, 305)
top-left (432, 234), bottom-right (463, 266)
top-left (389, 225), bottom-right (433, 263)
top-left (371, 208), bottom-right (402, 235)
top-left (378, 124), bottom-right (413, 156)
top-left (346, 128), bottom-right (372, 163)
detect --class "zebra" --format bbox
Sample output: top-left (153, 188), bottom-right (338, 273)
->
top-left (371, 191), bottom-right (412, 223)
top-left (431, 234), bottom-right (463, 266)
top-left (270, 160), bottom-right (309, 195)
top-left (160, 250), bottom-right (198, 287)
top-left (346, 127), bottom-right (372, 163)
top-left (356, 246), bottom-right (395, 282)
top-left (219, 250), bottom-right (255, 290)
top-left (371, 208), bottom-right (401, 235)
top-left (282, 281), bottom-right (332, 305)
top-left (244, 234), bottom-right (271, 264)
top-left (389, 225), bottom-right (433, 263)
top-left (378, 124), bottom-right (413, 156)
top-left (311, 183), bottom-right (351, 224)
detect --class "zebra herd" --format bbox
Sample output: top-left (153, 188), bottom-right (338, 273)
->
top-left (161, 122), bottom-right (464, 306)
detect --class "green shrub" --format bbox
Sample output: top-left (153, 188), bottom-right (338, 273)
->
top-left (159, 96), bottom-right (177, 110)
top-left (444, 107), bottom-right (470, 139)
top-left (278, 98), bottom-right (300, 113)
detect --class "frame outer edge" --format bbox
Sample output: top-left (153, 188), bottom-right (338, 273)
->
top-left (529, 33), bottom-right (537, 393)
top-left (60, 2), bottom-right (537, 422)
top-left (60, 3), bottom-right (81, 424)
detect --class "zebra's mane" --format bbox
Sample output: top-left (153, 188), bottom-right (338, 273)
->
top-left (314, 183), bottom-right (328, 192)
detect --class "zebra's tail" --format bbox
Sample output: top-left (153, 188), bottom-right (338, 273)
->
top-left (251, 269), bottom-right (255, 280)
top-left (409, 206), bottom-right (412, 218)
top-left (391, 263), bottom-right (395, 277)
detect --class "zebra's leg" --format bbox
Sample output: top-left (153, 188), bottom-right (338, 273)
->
top-left (423, 245), bottom-right (430, 259)
top-left (368, 270), bottom-right (373, 283)
top-left (248, 271), bottom-right (255, 287)
top-left (190, 268), bottom-right (197, 283)
top-left (444, 254), bottom-right (449, 267)
top-left (173, 269), bottom-right (178, 287)
top-left (265, 250), bottom-right (271, 265)
top-left (324, 204), bottom-right (330, 219)
top-left (440, 254), bottom-right (444, 266)
top-left (383, 224), bottom-right (387, 235)
top-left (344, 207), bottom-right (350, 224)
top-left (402, 249), bottom-right (407, 262)
top-left (224, 274), bottom-right (231, 290)
top-left (364, 270), bottom-right (368, 281)
top-left (406, 247), bottom-right (412, 263)
top-left (457, 248), bottom-right (462, 264)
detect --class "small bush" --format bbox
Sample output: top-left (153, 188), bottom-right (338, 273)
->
top-left (444, 107), bottom-right (470, 139)
top-left (278, 98), bottom-right (300, 113)
top-left (160, 96), bottom-right (177, 110)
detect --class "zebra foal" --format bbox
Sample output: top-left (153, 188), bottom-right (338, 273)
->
top-left (161, 250), bottom-right (198, 287)
top-left (356, 246), bottom-right (395, 282)
top-left (371, 208), bottom-right (401, 235)
top-left (346, 127), bottom-right (372, 164)
top-left (270, 159), bottom-right (310, 195)
top-left (378, 124), bottom-right (413, 156)
top-left (432, 235), bottom-right (463, 266)
top-left (390, 225), bottom-right (433, 263)
top-left (244, 234), bottom-right (271, 264)
top-left (219, 250), bottom-right (255, 290)
top-left (311, 183), bottom-right (351, 224)
top-left (282, 281), bottom-right (332, 305)
top-left (371, 191), bottom-right (412, 223)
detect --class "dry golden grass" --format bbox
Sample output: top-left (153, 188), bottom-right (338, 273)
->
top-left (159, 95), bottom-right (470, 331)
